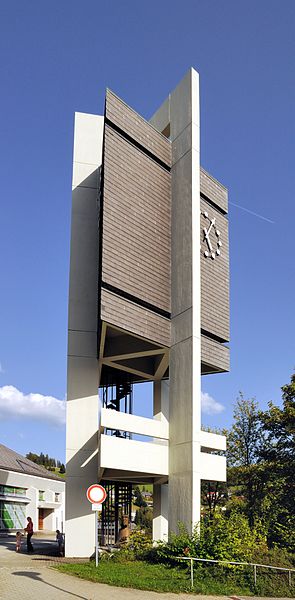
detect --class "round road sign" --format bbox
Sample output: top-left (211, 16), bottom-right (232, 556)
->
top-left (86, 484), bottom-right (107, 504)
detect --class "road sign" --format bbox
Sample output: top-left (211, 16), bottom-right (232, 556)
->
top-left (86, 484), bottom-right (107, 505)
top-left (86, 485), bottom-right (107, 568)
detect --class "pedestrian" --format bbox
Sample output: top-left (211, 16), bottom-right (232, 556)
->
top-left (24, 516), bottom-right (34, 553)
top-left (56, 530), bottom-right (64, 556)
top-left (15, 531), bottom-right (22, 552)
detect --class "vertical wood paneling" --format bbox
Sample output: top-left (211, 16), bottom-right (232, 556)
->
top-left (102, 124), bottom-right (171, 314)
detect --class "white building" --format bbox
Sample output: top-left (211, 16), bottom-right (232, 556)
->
top-left (0, 444), bottom-right (65, 532)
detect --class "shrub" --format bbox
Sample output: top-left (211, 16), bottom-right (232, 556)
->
top-left (252, 545), bottom-right (295, 568)
top-left (127, 529), bottom-right (153, 554)
top-left (196, 512), bottom-right (266, 562)
top-left (145, 512), bottom-right (267, 566)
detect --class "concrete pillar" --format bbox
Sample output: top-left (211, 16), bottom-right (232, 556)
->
top-left (151, 68), bottom-right (201, 534)
top-left (169, 68), bottom-right (201, 534)
top-left (153, 484), bottom-right (168, 542)
top-left (65, 113), bottom-right (104, 557)
top-left (153, 381), bottom-right (169, 541)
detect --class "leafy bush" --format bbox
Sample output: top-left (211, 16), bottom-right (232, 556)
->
top-left (111, 548), bottom-right (136, 563)
top-left (151, 523), bottom-right (194, 565)
top-left (134, 507), bottom-right (152, 531)
top-left (252, 545), bottom-right (294, 568)
top-left (196, 512), bottom-right (266, 562)
top-left (146, 512), bottom-right (266, 565)
top-left (127, 529), bottom-right (153, 554)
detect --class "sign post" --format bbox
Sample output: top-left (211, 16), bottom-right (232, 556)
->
top-left (86, 484), bottom-right (107, 566)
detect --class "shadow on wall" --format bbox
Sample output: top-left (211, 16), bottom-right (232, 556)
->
top-left (65, 433), bottom-right (99, 521)
top-left (66, 166), bottom-right (103, 537)
top-left (68, 168), bottom-right (101, 406)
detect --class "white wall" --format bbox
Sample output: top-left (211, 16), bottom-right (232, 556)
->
top-left (0, 468), bottom-right (65, 531)
top-left (66, 112), bottom-right (104, 557)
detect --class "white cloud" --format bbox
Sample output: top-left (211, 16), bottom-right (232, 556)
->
top-left (201, 391), bottom-right (225, 415)
top-left (0, 385), bottom-right (223, 425)
top-left (0, 385), bottom-right (65, 426)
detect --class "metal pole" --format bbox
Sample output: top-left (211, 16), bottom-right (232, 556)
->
top-left (190, 558), bottom-right (194, 588)
top-left (254, 564), bottom-right (257, 586)
top-left (95, 511), bottom-right (98, 567)
top-left (289, 570), bottom-right (291, 588)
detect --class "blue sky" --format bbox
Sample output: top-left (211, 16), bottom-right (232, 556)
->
top-left (0, 1), bottom-right (294, 461)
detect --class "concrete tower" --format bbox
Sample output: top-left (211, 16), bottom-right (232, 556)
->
top-left (66, 68), bottom-right (230, 557)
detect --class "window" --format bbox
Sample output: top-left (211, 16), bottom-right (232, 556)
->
top-left (0, 502), bottom-right (26, 530)
top-left (0, 486), bottom-right (26, 497)
top-left (38, 490), bottom-right (45, 501)
top-left (55, 493), bottom-right (60, 502)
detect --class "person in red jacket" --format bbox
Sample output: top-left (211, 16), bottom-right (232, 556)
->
top-left (24, 516), bottom-right (34, 553)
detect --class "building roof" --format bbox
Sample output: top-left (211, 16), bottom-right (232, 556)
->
top-left (0, 443), bottom-right (64, 481)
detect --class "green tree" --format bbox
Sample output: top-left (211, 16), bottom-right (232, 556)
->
top-left (197, 512), bottom-right (266, 562)
top-left (225, 375), bottom-right (295, 553)
top-left (26, 452), bottom-right (63, 472)
top-left (226, 394), bottom-right (266, 526)
top-left (201, 480), bottom-right (228, 520)
top-left (133, 486), bottom-right (147, 508)
top-left (26, 452), bottom-right (39, 464)
top-left (134, 507), bottom-right (152, 532)
top-left (258, 373), bottom-right (295, 551)
top-left (227, 394), bottom-right (262, 468)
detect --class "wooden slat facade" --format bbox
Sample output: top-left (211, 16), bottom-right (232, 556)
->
top-left (200, 196), bottom-right (230, 344)
top-left (201, 334), bottom-right (230, 373)
top-left (105, 90), bottom-right (172, 167)
top-left (101, 289), bottom-right (171, 348)
top-left (100, 91), bottom-right (172, 347)
top-left (200, 167), bottom-right (228, 213)
top-left (100, 89), bottom-right (229, 369)
top-left (102, 126), bottom-right (171, 313)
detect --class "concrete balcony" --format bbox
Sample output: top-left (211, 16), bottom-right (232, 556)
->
top-left (100, 434), bottom-right (168, 477)
top-left (99, 411), bottom-right (226, 483)
top-left (200, 453), bottom-right (226, 482)
top-left (200, 431), bottom-right (226, 482)
top-left (199, 430), bottom-right (226, 451)
top-left (100, 408), bottom-right (168, 440)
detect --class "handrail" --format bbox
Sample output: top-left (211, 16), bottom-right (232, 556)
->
top-left (175, 556), bottom-right (295, 589)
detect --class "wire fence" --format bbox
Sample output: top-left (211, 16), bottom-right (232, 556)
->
top-left (176, 555), bottom-right (295, 589)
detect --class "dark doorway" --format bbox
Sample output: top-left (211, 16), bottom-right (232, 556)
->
top-left (38, 508), bottom-right (44, 530)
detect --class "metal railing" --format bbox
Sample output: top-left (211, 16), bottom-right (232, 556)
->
top-left (176, 556), bottom-right (295, 589)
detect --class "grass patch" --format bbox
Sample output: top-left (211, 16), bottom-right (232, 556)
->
top-left (55, 559), bottom-right (295, 596)
top-left (55, 560), bottom-right (255, 595)
top-left (45, 467), bottom-right (66, 478)
top-left (56, 561), bottom-right (190, 593)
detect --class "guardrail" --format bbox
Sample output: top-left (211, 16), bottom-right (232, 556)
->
top-left (176, 556), bottom-right (295, 589)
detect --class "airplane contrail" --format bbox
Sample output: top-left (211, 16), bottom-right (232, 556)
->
top-left (229, 200), bottom-right (275, 224)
